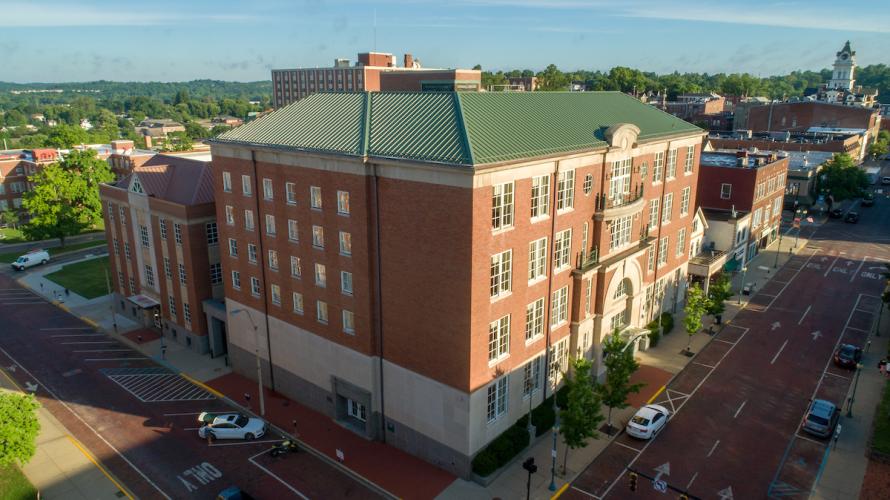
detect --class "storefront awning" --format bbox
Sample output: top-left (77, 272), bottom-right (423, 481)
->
top-left (724, 258), bottom-right (740, 272)
top-left (128, 294), bottom-right (160, 309)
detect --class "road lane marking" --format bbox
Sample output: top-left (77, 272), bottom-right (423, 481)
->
top-left (850, 256), bottom-right (869, 282)
top-left (73, 349), bottom-right (132, 353)
top-left (210, 439), bottom-right (281, 447)
top-left (734, 400), bottom-right (747, 419)
top-left (614, 441), bottom-right (642, 453)
top-left (794, 434), bottom-right (827, 447)
top-left (569, 486), bottom-right (599, 499)
top-left (51, 333), bottom-right (104, 337)
top-left (248, 449), bottom-right (311, 500)
top-left (823, 371), bottom-right (851, 380)
top-left (163, 412), bottom-right (204, 416)
top-left (66, 435), bottom-right (135, 500)
top-left (799, 305), bottom-right (811, 325)
top-left (692, 362), bottom-right (715, 369)
top-left (823, 254), bottom-right (841, 277)
top-left (60, 341), bottom-right (117, 345)
top-left (40, 327), bottom-right (94, 331)
top-left (0, 346), bottom-right (172, 499)
top-left (686, 472), bottom-right (699, 489)
top-left (84, 358), bottom-right (147, 361)
top-left (770, 340), bottom-right (789, 364)
top-left (846, 326), bottom-right (870, 333)
top-left (707, 440), bottom-right (721, 457)
top-left (713, 339), bottom-right (736, 345)
top-left (646, 386), bottom-right (666, 404)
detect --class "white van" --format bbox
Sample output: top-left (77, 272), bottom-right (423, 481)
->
top-left (11, 249), bottom-right (50, 271)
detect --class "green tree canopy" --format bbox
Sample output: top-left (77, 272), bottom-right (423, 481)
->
top-left (597, 333), bottom-right (645, 432)
top-left (683, 284), bottom-right (708, 351)
top-left (560, 357), bottom-right (603, 471)
top-left (0, 392), bottom-right (40, 467)
top-left (537, 64), bottom-right (570, 91)
top-left (820, 153), bottom-right (869, 201)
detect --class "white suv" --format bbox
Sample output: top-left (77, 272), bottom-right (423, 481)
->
top-left (11, 250), bottom-right (50, 271)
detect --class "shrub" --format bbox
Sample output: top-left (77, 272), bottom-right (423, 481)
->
top-left (471, 449), bottom-right (499, 477)
top-left (660, 312), bottom-right (675, 334)
top-left (648, 328), bottom-right (661, 347)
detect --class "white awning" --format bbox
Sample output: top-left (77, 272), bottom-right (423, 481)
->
top-left (127, 294), bottom-right (160, 309)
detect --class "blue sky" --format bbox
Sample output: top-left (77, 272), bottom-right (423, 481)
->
top-left (2, 0), bottom-right (889, 82)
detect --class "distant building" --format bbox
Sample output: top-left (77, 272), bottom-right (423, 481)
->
top-left (0, 148), bottom-right (58, 213)
top-left (708, 128), bottom-right (866, 162)
top-left (100, 154), bottom-right (226, 357)
top-left (646, 93), bottom-right (731, 130)
top-left (783, 151), bottom-right (834, 207)
top-left (804, 41), bottom-right (878, 108)
top-left (506, 76), bottom-right (538, 91)
top-left (135, 118), bottom-right (186, 139)
top-left (271, 52), bottom-right (481, 107)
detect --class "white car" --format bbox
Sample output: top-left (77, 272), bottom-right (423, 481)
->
top-left (626, 404), bottom-right (670, 439)
top-left (197, 413), bottom-right (266, 440)
top-left (11, 249), bottom-right (50, 271)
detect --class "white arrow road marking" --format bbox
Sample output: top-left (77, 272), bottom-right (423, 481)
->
top-left (771, 321), bottom-right (781, 331)
top-left (653, 462), bottom-right (670, 482)
top-left (718, 486), bottom-right (734, 499)
top-left (811, 330), bottom-right (822, 340)
top-left (24, 381), bottom-right (38, 392)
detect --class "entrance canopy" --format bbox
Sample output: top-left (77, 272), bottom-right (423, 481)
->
top-left (128, 294), bottom-right (160, 309)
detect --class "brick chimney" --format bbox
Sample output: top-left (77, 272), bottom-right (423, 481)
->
top-left (404, 53), bottom-right (414, 68)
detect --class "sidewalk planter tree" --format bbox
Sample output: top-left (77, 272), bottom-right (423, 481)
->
top-left (0, 392), bottom-right (40, 467)
top-left (819, 153), bottom-right (869, 201)
top-left (683, 284), bottom-right (708, 355)
top-left (597, 334), bottom-right (644, 435)
top-left (706, 274), bottom-right (732, 324)
top-left (560, 358), bottom-right (603, 473)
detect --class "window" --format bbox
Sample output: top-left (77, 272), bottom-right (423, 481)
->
top-left (225, 206), bottom-right (235, 225)
top-left (549, 338), bottom-right (568, 381)
top-left (312, 226), bottom-right (324, 248)
top-left (339, 232), bottom-right (352, 256)
top-left (583, 174), bottom-right (593, 195)
top-left (648, 247), bottom-right (655, 272)
top-left (250, 277), bottom-right (261, 297)
top-left (265, 215), bottom-right (276, 236)
top-left (108, 204), bottom-right (115, 222)
top-left (248, 243), bottom-right (257, 264)
top-left (523, 356), bottom-right (543, 396)
top-left (315, 263), bottom-right (327, 287)
top-left (271, 284), bottom-right (281, 305)
top-left (525, 298), bottom-right (544, 342)
top-left (648, 199), bottom-right (660, 231)
top-left (491, 182), bottom-right (514, 230)
top-left (222, 171), bottom-right (232, 192)
top-left (241, 175), bottom-right (252, 196)
top-left (337, 191), bottom-right (350, 215)
top-left (263, 178), bottom-right (273, 200)
top-left (206, 222), bottom-right (218, 245)
top-left (164, 257), bottom-right (172, 278)
top-left (228, 239), bottom-right (238, 257)
top-left (288, 219), bottom-right (298, 242)
top-left (610, 309), bottom-right (628, 332)
top-left (609, 216), bottom-right (632, 250)
top-left (528, 237), bottom-right (547, 282)
top-left (609, 159), bottom-right (632, 202)
top-left (159, 219), bottom-right (167, 239)
top-left (183, 302), bottom-right (192, 324)
top-left (581, 222), bottom-right (589, 259)
top-left (118, 272), bottom-right (124, 292)
top-left (774, 197), bottom-right (782, 218)
top-left (347, 399), bottom-right (366, 422)
top-left (342, 310), bottom-right (355, 334)
top-left (585, 279), bottom-right (592, 315)
top-left (119, 207), bottom-right (126, 224)
top-left (486, 376), bottom-right (508, 423)
top-left (658, 236), bottom-right (669, 266)
top-left (232, 271), bottom-right (241, 290)
top-left (553, 229), bottom-right (572, 270)
top-left (488, 315), bottom-right (510, 362)
top-left (290, 256), bottom-right (302, 278)
top-left (490, 250), bottom-right (512, 298)
top-left (677, 228), bottom-right (686, 256)
top-left (680, 187), bottom-right (690, 217)
top-left (684, 145), bottom-right (694, 173)
top-left (551, 286), bottom-right (568, 327)
top-left (653, 151), bottom-right (664, 182)
top-left (764, 206), bottom-right (771, 223)
top-left (720, 183), bottom-right (732, 200)
top-left (172, 223), bottom-right (182, 244)
top-left (268, 250), bottom-right (279, 270)
top-left (292, 292), bottom-right (304, 314)
top-left (341, 271), bottom-right (353, 295)
top-left (662, 193), bottom-right (673, 224)
top-left (556, 170), bottom-right (575, 211)
top-left (530, 175), bottom-right (550, 218)
top-left (144, 265), bottom-right (154, 287)
top-left (140, 225), bottom-right (149, 247)
top-left (113, 238), bottom-right (119, 254)
top-left (285, 182), bottom-right (297, 204)
top-left (666, 149), bottom-right (678, 179)
top-left (210, 263), bottom-right (222, 284)
top-left (129, 277), bottom-right (136, 294)
top-left (178, 264), bottom-right (187, 284)
top-left (310, 186), bottom-right (322, 209)
top-left (168, 295), bottom-right (177, 319)
top-left (244, 210), bottom-right (255, 231)
top-left (124, 242), bottom-right (130, 260)
top-left (316, 301), bottom-right (328, 323)
top-left (753, 208), bottom-right (762, 228)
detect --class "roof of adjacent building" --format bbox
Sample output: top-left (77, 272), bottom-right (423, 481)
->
top-left (113, 154), bottom-right (214, 206)
top-left (215, 91), bottom-right (701, 167)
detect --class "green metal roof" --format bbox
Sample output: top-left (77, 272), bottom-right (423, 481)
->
top-left (216, 91), bottom-right (701, 167)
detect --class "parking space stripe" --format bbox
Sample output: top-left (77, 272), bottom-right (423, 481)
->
top-left (84, 358), bottom-right (147, 361)
top-left (614, 441), bottom-right (642, 453)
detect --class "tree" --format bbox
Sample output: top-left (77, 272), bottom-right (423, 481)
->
top-left (820, 153), bottom-right (869, 201)
top-left (46, 123), bottom-right (89, 148)
top-left (597, 333), bottom-right (644, 433)
top-left (683, 284), bottom-right (708, 352)
top-left (869, 138), bottom-right (888, 159)
top-left (559, 357), bottom-right (603, 472)
top-left (537, 64), bottom-right (570, 91)
top-left (706, 274), bottom-right (732, 321)
top-left (0, 392), bottom-right (40, 467)
top-left (184, 122), bottom-right (209, 140)
top-left (162, 131), bottom-right (193, 152)
top-left (1, 209), bottom-right (20, 229)
top-left (22, 150), bottom-right (113, 246)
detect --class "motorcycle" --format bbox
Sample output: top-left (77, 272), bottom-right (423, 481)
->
top-left (269, 439), bottom-right (299, 457)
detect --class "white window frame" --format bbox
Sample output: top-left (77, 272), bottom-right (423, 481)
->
top-left (228, 238), bottom-right (238, 257)
top-left (608, 159), bottom-right (632, 203)
top-left (225, 205), bottom-right (234, 225)
top-left (341, 271), bottom-right (353, 295)
top-left (290, 256), bottom-right (302, 278)
top-left (231, 271), bottom-right (241, 290)
top-left (339, 231), bottom-right (352, 256)
top-left (653, 151), bottom-right (664, 183)
top-left (292, 292), bottom-right (304, 314)
top-left (648, 199), bottom-right (659, 230)
top-left (310, 186), bottom-right (322, 209)
top-left (250, 277), bottom-right (261, 297)
top-left (244, 210), bottom-right (255, 231)
top-left (316, 300), bottom-right (328, 324)
top-left (270, 284), bottom-right (281, 305)
top-left (486, 376), bottom-right (508, 423)
top-left (312, 225), bottom-right (324, 248)
top-left (556, 170), bottom-right (575, 211)
top-left (523, 356), bottom-right (542, 397)
top-left (263, 178), bottom-right (273, 200)
top-left (609, 216), bottom-right (632, 250)
top-left (658, 236), bottom-right (669, 266)
top-left (551, 286), bottom-right (568, 327)
top-left (490, 250), bottom-right (512, 299)
top-left (315, 263), bottom-right (327, 288)
top-left (286, 182), bottom-right (297, 205)
top-left (676, 228), bottom-right (686, 256)
top-left (178, 264), bottom-right (187, 284)
top-left (553, 229), bottom-right (572, 270)
top-left (530, 175), bottom-right (550, 219)
top-left (753, 208), bottom-right (762, 228)
top-left (720, 183), bottom-right (732, 200)
top-left (528, 237), bottom-right (547, 282)
top-left (222, 171), bottom-right (232, 192)
top-left (268, 250), bottom-right (279, 270)
top-left (241, 175), bottom-right (252, 196)
top-left (525, 298), bottom-right (544, 342)
top-left (288, 219), bottom-right (298, 242)
top-left (265, 214), bottom-right (276, 236)
top-left (342, 310), bottom-right (355, 334)
top-left (337, 190), bottom-right (350, 215)
top-left (662, 193), bottom-right (673, 224)
top-left (666, 148), bottom-right (678, 179)
top-left (684, 145), bottom-right (694, 174)
top-left (491, 182), bottom-right (514, 230)
top-left (680, 187), bottom-right (691, 217)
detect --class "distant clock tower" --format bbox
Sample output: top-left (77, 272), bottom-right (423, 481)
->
top-left (827, 40), bottom-right (856, 91)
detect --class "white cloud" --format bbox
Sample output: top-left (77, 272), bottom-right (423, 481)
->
top-left (1, 2), bottom-right (257, 27)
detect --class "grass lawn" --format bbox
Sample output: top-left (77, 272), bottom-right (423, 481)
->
top-left (44, 256), bottom-right (110, 299)
top-left (0, 240), bottom-right (107, 264)
top-left (874, 380), bottom-right (890, 455)
top-left (0, 463), bottom-right (37, 500)
top-left (0, 227), bottom-right (27, 244)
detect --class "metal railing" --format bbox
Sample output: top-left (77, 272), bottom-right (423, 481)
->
top-left (595, 183), bottom-right (645, 211)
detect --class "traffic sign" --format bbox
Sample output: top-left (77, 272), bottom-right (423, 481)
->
top-left (653, 479), bottom-right (667, 493)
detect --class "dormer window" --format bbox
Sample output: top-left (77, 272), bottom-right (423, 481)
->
top-left (131, 178), bottom-right (144, 194)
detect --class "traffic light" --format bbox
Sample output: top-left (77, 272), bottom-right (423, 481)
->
top-left (629, 472), bottom-right (638, 492)
top-left (522, 457), bottom-right (537, 474)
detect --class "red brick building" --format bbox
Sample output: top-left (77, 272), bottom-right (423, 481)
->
top-left (271, 52), bottom-right (481, 107)
top-left (734, 101), bottom-right (881, 144)
top-left (100, 154), bottom-right (225, 356)
top-left (0, 148), bottom-right (57, 213)
top-left (210, 91), bottom-right (704, 477)
top-left (698, 150), bottom-right (789, 261)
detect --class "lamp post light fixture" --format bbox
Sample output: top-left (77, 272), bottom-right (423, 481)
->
top-left (773, 227), bottom-right (784, 268)
top-left (738, 266), bottom-right (749, 305)
top-left (231, 308), bottom-right (265, 417)
top-left (847, 362), bottom-right (863, 418)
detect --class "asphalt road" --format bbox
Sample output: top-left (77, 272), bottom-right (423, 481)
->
top-left (0, 271), bottom-right (381, 500)
top-left (566, 189), bottom-right (890, 500)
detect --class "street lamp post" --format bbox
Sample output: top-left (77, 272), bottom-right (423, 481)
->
top-left (773, 227), bottom-right (784, 268)
top-left (877, 301), bottom-right (884, 338)
top-left (738, 266), bottom-right (749, 305)
top-left (526, 378), bottom-right (535, 441)
top-left (232, 309), bottom-right (265, 417)
top-left (549, 401), bottom-right (560, 491)
top-left (847, 363), bottom-right (863, 418)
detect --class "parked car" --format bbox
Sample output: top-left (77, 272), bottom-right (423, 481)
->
top-left (626, 404), bottom-right (670, 439)
top-left (862, 193), bottom-right (875, 207)
top-left (844, 212), bottom-right (860, 223)
top-left (802, 399), bottom-right (840, 438)
top-left (10, 249), bottom-right (50, 271)
top-left (197, 413), bottom-right (266, 440)
top-left (833, 344), bottom-right (863, 369)
top-left (217, 486), bottom-right (254, 500)
top-left (829, 208), bottom-right (843, 218)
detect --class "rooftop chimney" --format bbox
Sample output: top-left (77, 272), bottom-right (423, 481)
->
top-left (404, 53), bottom-right (414, 68)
